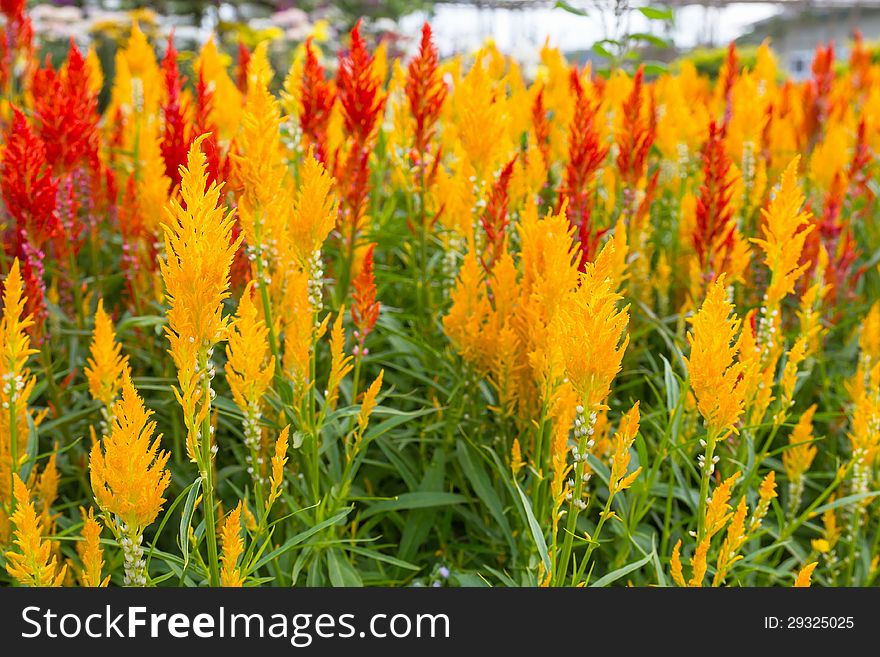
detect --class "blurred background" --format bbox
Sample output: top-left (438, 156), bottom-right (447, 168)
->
top-left (17, 1), bottom-right (880, 82)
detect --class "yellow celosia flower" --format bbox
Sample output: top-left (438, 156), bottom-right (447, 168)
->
top-left (161, 135), bottom-right (241, 461)
top-left (511, 438), bottom-right (524, 477)
top-left (325, 308), bottom-right (354, 412)
top-left (0, 259), bottom-right (36, 519)
top-left (443, 253), bottom-right (491, 370)
top-left (89, 375), bottom-right (171, 534)
top-left (266, 426), bottom-right (289, 511)
top-left (689, 535), bottom-right (710, 587)
top-left (751, 157), bottom-right (814, 310)
top-left (704, 472), bottom-right (740, 540)
top-left (794, 561), bottom-right (818, 587)
top-left (749, 471), bottom-right (778, 532)
top-left (713, 496), bottom-right (748, 585)
top-left (784, 405), bottom-right (819, 515)
top-left (5, 474), bottom-right (66, 587)
top-left (220, 501), bottom-right (245, 587)
top-left (226, 282), bottom-right (275, 414)
top-left (356, 370), bottom-right (384, 440)
top-left (85, 299), bottom-right (130, 413)
top-left (85, 46), bottom-right (104, 95)
top-left (556, 256), bottom-right (630, 412)
top-left (670, 539), bottom-right (686, 587)
top-left (609, 402), bottom-right (641, 495)
top-left (685, 275), bottom-right (746, 437)
top-left (31, 453), bottom-right (60, 535)
top-left (289, 151), bottom-right (338, 265)
top-left (281, 267), bottom-right (319, 393)
top-left (195, 38), bottom-right (243, 141)
top-left (231, 42), bottom-right (288, 255)
top-left (77, 507), bottom-right (110, 587)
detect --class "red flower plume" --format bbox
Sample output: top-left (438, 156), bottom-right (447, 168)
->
top-left (161, 34), bottom-right (190, 191)
top-left (31, 41), bottom-right (99, 172)
top-left (558, 67), bottom-right (609, 269)
top-left (1, 108), bottom-right (60, 252)
top-left (299, 37), bottom-right (336, 165)
top-left (406, 22), bottom-right (446, 164)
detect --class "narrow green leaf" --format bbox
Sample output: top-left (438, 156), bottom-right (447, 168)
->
top-left (327, 549), bottom-right (364, 587)
top-left (638, 6), bottom-right (673, 20)
top-left (590, 551), bottom-right (654, 587)
top-left (361, 492), bottom-right (467, 519)
top-left (514, 482), bottom-right (551, 574)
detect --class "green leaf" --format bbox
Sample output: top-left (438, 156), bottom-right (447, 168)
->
top-left (179, 478), bottom-right (202, 567)
top-left (249, 507), bottom-right (351, 573)
top-left (456, 441), bottom-right (514, 549)
top-left (361, 492), bottom-right (467, 519)
top-left (628, 32), bottom-right (670, 48)
top-left (590, 550), bottom-right (654, 587)
top-left (592, 42), bottom-right (613, 59)
top-left (661, 355), bottom-right (680, 413)
top-left (514, 482), bottom-right (550, 574)
top-left (346, 546), bottom-right (422, 572)
top-left (638, 6), bottom-right (673, 21)
top-left (554, 0), bottom-right (588, 17)
top-left (327, 549), bottom-right (364, 587)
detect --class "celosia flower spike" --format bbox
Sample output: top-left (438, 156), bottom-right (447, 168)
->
top-left (4, 474), bottom-right (66, 587)
top-left (685, 275), bottom-right (746, 438)
top-left (352, 243), bottom-right (380, 349)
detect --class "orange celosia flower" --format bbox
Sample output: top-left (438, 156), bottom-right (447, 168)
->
top-left (555, 250), bottom-right (630, 413)
top-left (220, 501), bottom-right (245, 587)
top-left (89, 375), bottom-right (171, 535)
top-left (352, 243), bottom-right (380, 349)
top-left (266, 426), bottom-right (290, 511)
top-left (685, 275), bottom-right (746, 437)
top-left (289, 150), bottom-right (338, 266)
top-left (161, 135), bottom-right (241, 461)
top-left (752, 157), bottom-right (814, 310)
top-left (77, 506), bottom-right (109, 587)
top-left (226, 282), bottom-right (275, 415)
top-left (325, 308), bottom-right (354, 412)
top-left (0, 259), bottom-right (37, 516)
top-left (84, 299), bottom-right (130, 414)
top-left (783, 405), bottom-right (818, 514)
top-left (794, 561), bottom-right (818, 587)
top-left (5, 474), bottom-right (66, 587)
top-left (609, 402), bottom-right (641, 495)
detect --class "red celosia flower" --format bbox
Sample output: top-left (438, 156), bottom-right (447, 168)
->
top-left (615, 65), bottom-right (655, 211)
top-left (803, 43), bottom-right (834, 148)
top-left (693, 120), bottom-right (736, 281)
top-left (161, 34), bottom-right (190, 191)
top-left (337, 20), bottom-right (387, 146)
top-left (1, 108), bottom-right (60, 253)
top-left (405, 22), bottom-right (446, 169)
top-left (299, 37), bottom-right (336, 165)
top-left (236, 41), bottom-right (251, 95)
top-left (31, 41), bottom-right (99, 172)
top-left (720, 42), bottom-right (738, 128)
top-left (531, 86), bottom-right (551, 170)
top-left (480, 156), bottom-right (517, 273)
top-left (558, 67), bottom-right (608, 269)
top-left (352, 242), bottom-right (380, 349)
top-left (194, 68), bottom-right (225, 187)
top-left (335, 21), bottom-right (388, 254)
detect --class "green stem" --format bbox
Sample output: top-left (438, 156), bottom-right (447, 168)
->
top-left (198, 348), bottom-right (220, 587)
top-left (696, 428), bottom-right (719, 542)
